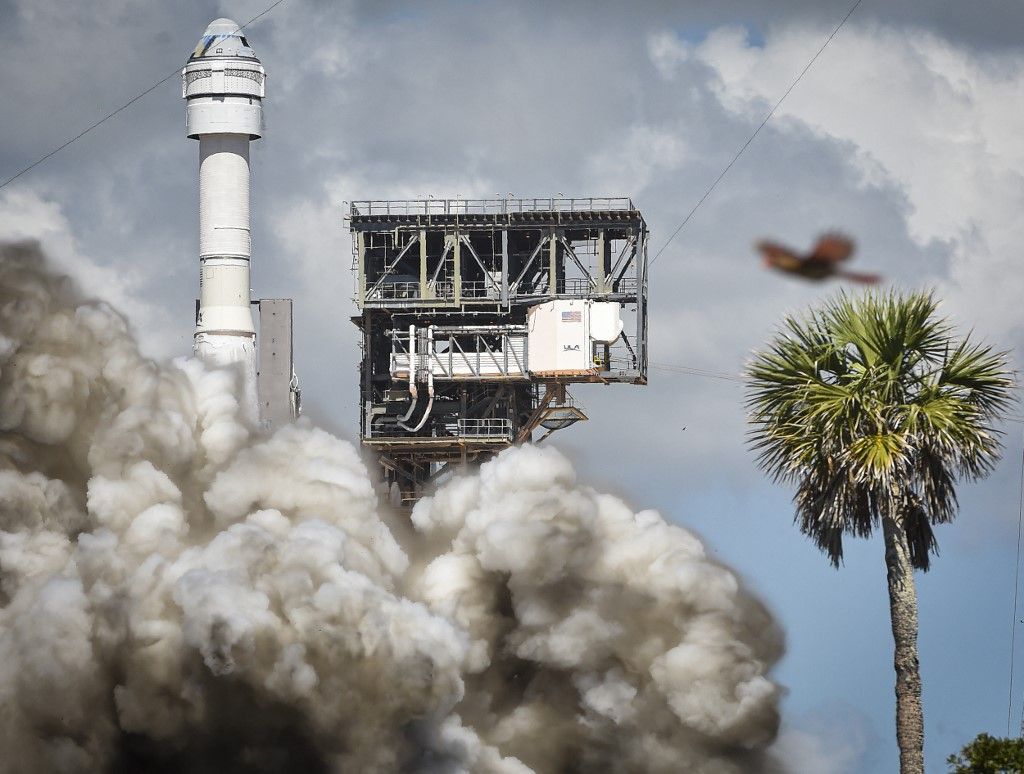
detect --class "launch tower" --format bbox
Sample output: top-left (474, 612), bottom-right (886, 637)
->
top-left (350, 197), bottom-right (648, 502)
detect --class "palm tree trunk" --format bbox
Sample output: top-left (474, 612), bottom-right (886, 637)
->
top-left (882, 514), bottom-right (925, 774)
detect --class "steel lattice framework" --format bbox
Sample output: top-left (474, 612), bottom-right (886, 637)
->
top-left (349, 197), bottom-right (648, 503)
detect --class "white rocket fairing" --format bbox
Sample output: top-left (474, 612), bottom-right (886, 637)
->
top-left (182, 18), bottom-right (265, 417)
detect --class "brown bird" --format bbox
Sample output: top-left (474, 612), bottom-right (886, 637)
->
top-left (757, 233), bottom-right (880, 284)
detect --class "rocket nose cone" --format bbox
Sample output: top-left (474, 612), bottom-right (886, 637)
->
top-left (204, 18), bottom-right (240, 36)
top-left (191, 17), bottom-right (258, 60)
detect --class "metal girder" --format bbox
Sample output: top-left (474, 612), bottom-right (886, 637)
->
top-left (458, 234), bottom-right (501, 294)
top-left (514, 385), bottom-right (557, 444)
top-left (617, 330), bottom-right (638, 366)
top-left (557, 234), bottom-right (597, 290)
top-left (480, 385), bottom-right (507, 419)
top-left (548, 231), bottom-right (557, 297)
top-left (430, 238), bottom-right (453, 283)
top-left (634, 228), bottom-right (649, 375)
top-left (610, 234), bottom-right (637, 284)
top-left (509, 237), bottom-right (548, 295)
top-left (500, 230), bottom-right (509, 306)
top-left (350, 199), bottom-right (648, 506)
top-left (365, 234), bottom-right (419, 299)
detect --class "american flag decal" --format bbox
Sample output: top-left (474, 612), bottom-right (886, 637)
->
top-left (561, 310), bottom-right (582, 323)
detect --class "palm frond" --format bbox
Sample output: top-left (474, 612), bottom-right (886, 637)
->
top-left (746, 289), bottom-right (1014, 570)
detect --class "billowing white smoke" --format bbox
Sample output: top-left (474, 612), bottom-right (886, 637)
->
top-left (0, 242), bottom-right (785, 773)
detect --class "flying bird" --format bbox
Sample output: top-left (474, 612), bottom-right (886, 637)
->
top-left (756, 233), bottom-right (880, 284)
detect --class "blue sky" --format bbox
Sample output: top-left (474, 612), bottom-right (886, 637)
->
top-left (2, 0), bottom-right (1024, 770)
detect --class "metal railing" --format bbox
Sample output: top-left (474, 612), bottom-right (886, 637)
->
top-left (559, 277), bottom-right (597, 295)
top-left (615, 277), bottom-right (639, 295)
top-left (456, 418), bottom-right (513, 438)
top-left (514, 277), bottom-right (639, 299)
top-left (431, 281), bottom-right (454, 299)
top-left (364, 278), bottom-right (637, 302)
top-left (369, 281), bottom-right (420, 300)
top-left (350, 197), bottom-right (636, 217)
top-left (390, 328), bottom-right (529, 380)
top-left (460, 280), bottom-right (499, 299)
top-left (365, 280), bottom-right (506, 302)
top-left (593, 340), bottom-right (640, 372)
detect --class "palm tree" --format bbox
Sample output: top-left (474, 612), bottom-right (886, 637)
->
top-left (746, 290), bottom-right (1014, 774)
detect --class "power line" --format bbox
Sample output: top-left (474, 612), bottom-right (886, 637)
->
top-left (1010, 430), bottom-right (1024, 736)
top-left (650, 361), bottom-right (1024, 426)
top-left (650, 362), bottom-right (745, 383)
top-left (649, 0), bottom-right (865, 268)
top-left (0, 0), bottom-right (292, 192)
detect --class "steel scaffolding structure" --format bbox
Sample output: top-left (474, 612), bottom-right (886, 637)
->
top-left (349, 197), bottom-right (648, 502)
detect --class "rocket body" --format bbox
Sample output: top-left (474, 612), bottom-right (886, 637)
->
top-left (183, 19), bottom-right (265, 416)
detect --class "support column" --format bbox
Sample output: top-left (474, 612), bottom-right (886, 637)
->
top-left (598, 230), bottom-right (612, 366)
top-left (357, 231), bottom-right (366, 307)
top-left (636, 228), bottom-right (648, 379)
top-left (548, 230), bottom-right (557, 297)
top-left (500, 229), bottom-right (509, 307)
top-left (452, 232), bottom-right (462, 303)
top-left (419, 228), bottom-right (429, 299)
top-left (597, 229), bottom-right (612, 294)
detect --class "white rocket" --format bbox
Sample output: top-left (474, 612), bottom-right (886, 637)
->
top-left (182, 18), bottom-right (264, 416)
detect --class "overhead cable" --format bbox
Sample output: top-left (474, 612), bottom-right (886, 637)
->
top-left (0, 0), bottom-right (291, 192)
top-left (1010, 431), bottom-right (1024, 736)
top-left (649, 0), bottom-right (865, 267)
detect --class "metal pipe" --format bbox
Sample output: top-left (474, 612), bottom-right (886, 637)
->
top-left (398, 325), bottom-right (435, 432)
top-left (396, 324), bottom-right (418, 424)
top-left (403, 325), bottom-right (435, 432)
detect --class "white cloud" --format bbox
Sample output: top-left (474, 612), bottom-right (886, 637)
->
top-left (585, 124), bottom-right (689, 195)
top-left (676, 22), bottom-right (1024, 337)
top-left (772, 716), bottom-right (871, 774)
top-left (270, 170), bottom-right (498, 303)
top-left (764, 701), bottom-right (877, 773)
top-left (217, 0), bottom-right (365, 89)
top-left (647, 30), bottom-right (693, 80)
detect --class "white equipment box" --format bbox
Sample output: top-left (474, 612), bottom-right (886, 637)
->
top-left (527, 300), bottom-right (623, 376)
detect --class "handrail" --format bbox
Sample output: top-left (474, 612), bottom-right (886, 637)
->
top-left (350, 197), bottom-right (636, 217)
top-left (456, 418), bottom-right (513, 438)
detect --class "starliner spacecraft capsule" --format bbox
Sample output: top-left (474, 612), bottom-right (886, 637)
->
top-left (182, 18), bottom-right (265, 417)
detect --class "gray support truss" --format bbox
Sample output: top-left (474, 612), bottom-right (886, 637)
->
top-left (348, 198), bottom-right (648, 503)
top-left (548, 230), bottom-right (557, 297)
top-left (500, 229), bottom-right (509, 307)
top-left (419, 228), bottom-right (428, 298)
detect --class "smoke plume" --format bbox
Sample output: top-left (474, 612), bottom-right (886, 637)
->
top-left (0, 242), bottom-right (785, 772)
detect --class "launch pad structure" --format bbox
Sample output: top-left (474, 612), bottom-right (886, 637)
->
top-left (349, 197), bottom-right (648, 502)
top-left (177, 22), bottom-right (645, 486)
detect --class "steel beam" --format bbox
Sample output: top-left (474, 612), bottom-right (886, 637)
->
top-left (357, 232), bottom-right (366, 307)
top-left (419, 228), bottom-right (428, 298)
top-left (500, 229), bottom-right (509, 307)
top-left (365, 234), bottom-right (419, 299)
top-left (452, 233), bottom-right (462, 303)
top-left (459, 234), bottom-right (501, 295)
top-left (610, 233), bottom-right (637, 285)
top-left (510, 236), bottom-right (547, 296)
top-left (558, 234), bottom-right (596, 290)
top-left (548, 230), bottom-right (557, 297)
